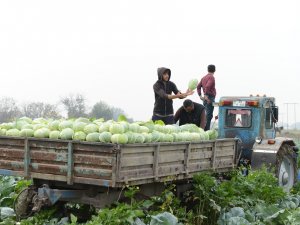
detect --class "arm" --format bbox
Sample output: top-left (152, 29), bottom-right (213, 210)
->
top-left (197, 80), bottom-right (204, 100)
top-left (174, 107), bottom-right (182, 124)
top-left (200, 110), bottom-right (207, 130)
top-left (153, 83), bottom-right (188, 100)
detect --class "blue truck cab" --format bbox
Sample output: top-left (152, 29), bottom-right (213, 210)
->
top-left (217, 95), bottom-right (298, 190)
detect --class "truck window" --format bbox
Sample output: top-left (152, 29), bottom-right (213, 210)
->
top-left (225, 109), bottom-right (251, 128)
top-left (265, 108), bottom-right (272, 129)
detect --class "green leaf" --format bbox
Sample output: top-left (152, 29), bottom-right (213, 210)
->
top-left (118, 114), bottom-right (128, 122)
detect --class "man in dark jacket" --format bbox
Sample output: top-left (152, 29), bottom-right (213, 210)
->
top-left (197, 64), bottom-right (216, 131)
top-left (174, 99), bottom-right (206, 129)
top-left (152, 67), bottom-right (193, 125)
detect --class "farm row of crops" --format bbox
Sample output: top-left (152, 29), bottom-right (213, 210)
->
top-left (2, 167), bottom-right (300, 225)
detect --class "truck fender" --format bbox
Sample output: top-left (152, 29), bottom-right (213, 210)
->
top-left (251, 137), bottom-right (297, 170)
top-left (252, 137), bottom-right (298, 191)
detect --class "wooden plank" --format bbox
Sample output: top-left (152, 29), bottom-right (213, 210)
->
top-left (0, 149), bottom-right (24, 159)
top-left (118, 168), bottom-right (154, 181)
top-left (189, 142), bottom-right (214, 149)
top-left (121, 146), bottom-right (155, 154)
top-left (159, 151), bottom-right (184, 163)
top-left (189, 158), bottom-right (211, 164)
top-left (111, 150), bottom-right (117, 187)
top-left (153, 144), bottom-right (160, 181)
top-left (74, 154), bottom-right (113, 166)
top-left (189, 150), bottom-right (213, 160)
top-left (73, 167), bottom-right (112, 179)
top-left (215, 149), bottom-right (235, 157)
top-left (210, 141), bottom-right (217, 170)
top-left (67, 142), bottom-right (74, 185)
top-left (121, 155), bottom-right (153, 167)
top-left (0, 160), bottom-right (24, 170)
top-left (24, 139), bottom-right (30, 178)
top-left (184, 143), bottom-right (191, 175)
top-left (30, 172), bottom-right (113, 187)
top-left (214, 158), bottom-right (234, 168)
top-left (188, 161), bottom-right (212, 172)
top-left (29, 151), bottom-right (67, 162)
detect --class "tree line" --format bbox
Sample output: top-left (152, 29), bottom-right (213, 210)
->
top-left (0, 94), bottom-right (132, 123)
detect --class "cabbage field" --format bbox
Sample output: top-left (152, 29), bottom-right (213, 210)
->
top-left (2, 168), bottom-right (300, 225)
top-left (0, 116), bottom-right (218, 143)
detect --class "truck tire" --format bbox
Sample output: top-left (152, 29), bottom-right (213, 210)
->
top-left (276, 144), bottom-right (297, 191)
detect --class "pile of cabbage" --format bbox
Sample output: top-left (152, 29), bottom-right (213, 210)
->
top-left (0, 117), bottom-right (218, 144)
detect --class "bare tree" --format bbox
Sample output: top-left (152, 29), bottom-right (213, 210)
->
top-left (61, 94), bottom-right (87, 118)
top-left (22, 102), bottom-right (61, 119)
top-left (90, 101), bottom-right (133, 122)
top-left (0, 97), bottom-right (21, 122)
top-left (90, 101), bottom-right (113, 120)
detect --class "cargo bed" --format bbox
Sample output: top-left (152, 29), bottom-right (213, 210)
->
top-left (0, 136), bottom-right (238, 188)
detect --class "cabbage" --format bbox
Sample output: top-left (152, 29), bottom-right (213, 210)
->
top-left (188, 78), bottom-right (198, 91)
top-left (75, 117), bottom-right (90, 124)
top-left (109, 123), bottom-right (125, 134)
top-left (0, 129), bottom-right (7, 136)
top-left (73, 131), bottom-right (87, 141)
top-left (15, 120), bottom-right (29, 130)
top-left (143, 133), bottom-right (152, 143)
top-left (19, 116), bottom-right (32, 124)
top-left (163, 134), bottom-right (174, 142)
top-left (20, 129), bottom-right (34, 137)
top-left (33, 118), bottom-right (48, 124)
top-left (73, 122), bottom-right (87, 132)
top-left (126, 132), bottom-right (136, 144)
top-left (165, 125), bottom-right (177, 134)
top-left (135, 133), bottom-right (145, 143)
top-left (84, 124), bottom-right (99, 134)
top-left (154, 124), bottom-right (167, 133)
top-left (49, 120), bottom-right (60, 131)
top-left (172, 133), bottom-right (179, 142)
top-left (33, 124), bottom-right (47, 131)
top-left (99, 131), bottom-right (112, 143)
top-left (129, 123), bottom-right (140, 133)
top-left (1, 123), bottom-right (14, 130)
top-left (99, 123), bottom-right (110, 133)
top-left (180, 124), bottom-right (199, 133)
top-left (86, 132), bottom-right (100, 142)
top-left (120, 121), bottom-right (129, 132)
top-left (138, 126), bottom-right (149, 133)
top-left (93, 118), bottom-right (104, 125)
top-left (6, 129), bottom-right (20, 137)
top-left (206, 129), bottom-right (218, 140)
top-left (34, 128), bottom-right (50, 138)
top-left (60, 128), bottom-right (74, 140)
top-left (151, 131), bottom-right (161, 142)
top-left (111, 134), bottom-right (128, 144)
top-left (59, 121), bottom-right (73, 131)
top-left (22, 124), bottom-right (33, 130)
top-left (49, 130), bottom-right (60, 139)
top-left (190, 132), bottom-right (201, 142)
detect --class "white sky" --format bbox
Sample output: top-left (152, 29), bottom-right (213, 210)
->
top-left (0, 0), bottom-right (299, 123)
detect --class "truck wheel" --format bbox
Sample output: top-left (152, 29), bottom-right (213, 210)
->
top-left (276, 144), bottom-right (297, 191)
top-left (13, 186), bottom-right (37, 220)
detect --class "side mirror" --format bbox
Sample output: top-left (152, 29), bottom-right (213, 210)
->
top-left (272, 106), bottom-right (278, 123)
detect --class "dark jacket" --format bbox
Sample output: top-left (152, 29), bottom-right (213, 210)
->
top-left (174, 102), bottom-right (206, 127)
top-left (153, 67), bottom-right (180, 116)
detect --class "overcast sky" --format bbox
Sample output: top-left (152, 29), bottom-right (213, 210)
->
top-left (0, 0), bottom-right (299, 124)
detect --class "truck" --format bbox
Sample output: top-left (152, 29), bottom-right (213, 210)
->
top-left (0, 95), bottom-right (298, 219)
